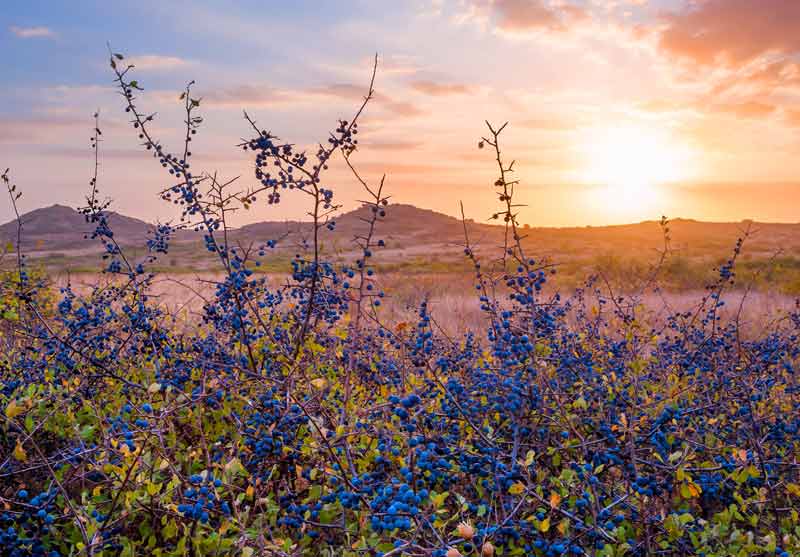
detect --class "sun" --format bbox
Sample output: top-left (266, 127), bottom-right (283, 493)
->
top-left (579, 125), bottom-right (693, 216)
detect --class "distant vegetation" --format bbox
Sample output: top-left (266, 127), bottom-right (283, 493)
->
top-left (1, 52), bottom-right (799, 557)
top-left (6, 204), bottom-right (800, 296)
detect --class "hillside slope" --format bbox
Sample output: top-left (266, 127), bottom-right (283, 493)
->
top-left (2, 203), bottom-right (798, 267)
top-left (0, 204), bottom-right (152, 251)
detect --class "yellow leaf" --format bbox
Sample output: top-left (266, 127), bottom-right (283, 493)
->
top-left (310, 378), bottom-right (327, 390)
top-left (539, 517), bottom-right (551, 533)
top-left (557, 518), bottom-right (569, 535)
top-left (524, 450), bottom-right (536, 467)
top-left (246, 485), bottom-right (254, 498)
top-left (13, 440), bottom-right (27, 462)
top-left (680, 482), bottom-right (701, 499)
top-left (549, 492), bottom-right (562, 509)
top-left (5, 400), bottom-right (23, 419)
top-left (508, 482), bottom-right (525, 495)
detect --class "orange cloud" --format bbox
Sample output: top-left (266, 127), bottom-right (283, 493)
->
top-left (490, 0), bottom-right (563, 31)
top-left (409, 81), bottom-right (473, 96)
top-left (784, 109), bottom-right (800, 128)
top-left (714, 100), bottom-right (776, 119)
top-left (360, 140), bottom-right (424, 151)
top-left (462, 0), bottom-right (587, 33)
top-left (659, 0), bottom-right (800, 69)
top-left (517, 115), bottom-right (584, 131)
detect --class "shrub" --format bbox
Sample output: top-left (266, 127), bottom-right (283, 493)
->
top-left (0, 53), bottom-right (799, 557)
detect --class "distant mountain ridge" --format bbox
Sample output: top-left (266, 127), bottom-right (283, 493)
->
top-left (2, 203), bottom-right (799, 258)
top-left (0, 204), bottom-right (152, 251)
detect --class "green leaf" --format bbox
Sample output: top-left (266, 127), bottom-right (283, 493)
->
top-left (431, 491), bottom-right (449, 508)
top-left (80, 425), bottom-right (96, 441)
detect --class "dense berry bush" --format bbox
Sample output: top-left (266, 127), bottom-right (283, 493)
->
top-left (1, 53), bottom-right (799, 557)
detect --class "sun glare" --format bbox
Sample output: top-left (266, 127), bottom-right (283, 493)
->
top-left (580, 125), bottom-right (693, 217)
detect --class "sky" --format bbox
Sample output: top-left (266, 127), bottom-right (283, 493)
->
top-left (2, 0), bottom-right (800, 226)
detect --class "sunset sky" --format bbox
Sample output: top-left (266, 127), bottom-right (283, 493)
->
top-left (2, 0), bottom-right (799, 226)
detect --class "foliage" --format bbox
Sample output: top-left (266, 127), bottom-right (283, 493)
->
top-left (1, 53), bottom-right (799, 557)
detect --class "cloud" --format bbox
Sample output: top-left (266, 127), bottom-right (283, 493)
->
top-left (9, 25), bottom-right (55, 39)
top-left (380, 55), bottom-right (422, 76)
top-left (202, 85), bottom-right (277, 108)
top-left (377, 98), bottom-right (425, 117)
top-left (206, 83), bottom-right (368, 108)
top-left (516, 115), bottom-right (584, 131)
top-left (658, 0), bottom-right (800, 69)
top-left (714, 100), bottom-right (776, 119)
top-left (43, 146), bottom-right (144, 160)
top-left (636, 99), bottom-right (687, 114)
top-left (409, 80), bottom-right (474, 96)
top-left (460, 0), bottom-right (589, 34)
top-left (126, 55), bottom-right (188, 71)
top-left (360, 140), bottom-right (424, 151)
top-left (642, 97), bottom-right (775, 123)
top-left (205, 82), bottom-right (424, 117)
top-left (351, 161), bottom-right (453, 175)
top-left (784, 109), bottom-right (800, 128)
top-left (0, 115), bottom-right (91, 143)
top-left (641, 1), bottom-right (800, 132)
top-left (489, 0), bottom-right (563, 31)
top-left (704, 59), bottom-right (800, 99)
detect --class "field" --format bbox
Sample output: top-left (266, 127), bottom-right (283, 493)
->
top-left (1, 51), bottom-right (800, 557)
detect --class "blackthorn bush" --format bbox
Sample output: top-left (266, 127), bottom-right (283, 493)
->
top-left (0, 52), bottom-right (798, 557)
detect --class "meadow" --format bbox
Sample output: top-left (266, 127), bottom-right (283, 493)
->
top-left (1, 51), bottom-right (799, 557)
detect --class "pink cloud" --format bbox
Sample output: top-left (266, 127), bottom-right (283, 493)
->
top-left (461, 0), bottom-right (588, 33)
top-left (9, 25), bottom-right (55, 39)
top-left (0, 115), bottom-right (97, 144)
top-left (126, 55), bottom-right (188, 71)
top-left (204, 82), bottom-right (424, 117)
top-left (409, 80), bottom-right (474, 96)
top-left (490, 0), bottom-right (563, 31)
top-left (658, 0), bottom-right (800, 68)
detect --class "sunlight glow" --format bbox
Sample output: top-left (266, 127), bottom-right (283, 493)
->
top-left (579, 125), bottom-right (694, 217)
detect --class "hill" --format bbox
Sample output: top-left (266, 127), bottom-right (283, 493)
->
top-left (0, 204), bottom-right (153, 252)
top-left (3, 204), bottom-right (800, 290)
